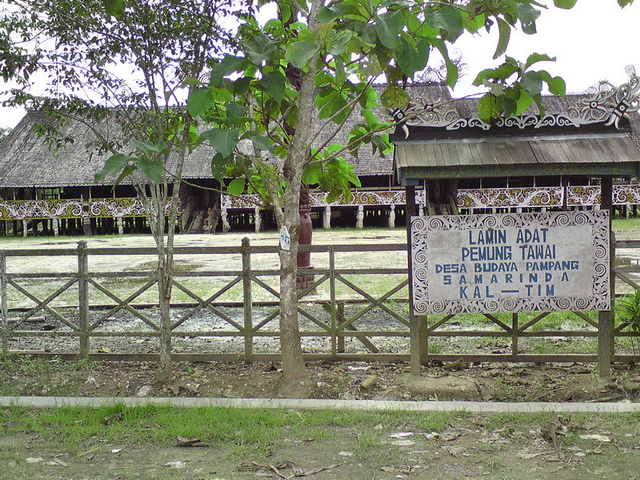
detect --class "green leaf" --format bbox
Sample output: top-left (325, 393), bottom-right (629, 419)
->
top-left (493, 17), bottom-right (511, 59)
top-left (317, 4), bottom-right (348, 23)
top-left (380, 84), bottom-right (410, 110)
top-left (94, 153), bottom-right (131, 182)
top-left (131, 139), bottom-right (167, 155)
top-left (426, 6), bottom-right (464, 41)
top-left (102, 0), bottom-right (124, 19)
top-left (210, 152), bottom-right (231, 182)
top-left (233, 77), bottom-right (252, 96)
top-left (243, 131), bottom-right (273, 152)
top-left (477, 93), bottom-right (501, 124)
top-left (524, 53), bottom-right (555, 71)
top-left (225, 101), bottom-right (249, 121)
top-left (136, 158), bottom-right (163, 183)
top-left (502, 96), bottom-right (517, 118)
top-left (374, 10), bottom-right (404, 49)
top-left (227, 177), bottom-right (246, 196)
top-left (618, 0), bottom-right (634, 6)
top-left (210, 56), bottom-right (248, 87)
top-left (517, 3), bottom-right (540, 35)
top-left (463, 11), bottom-right (485, 34)
top-left (515, 90), bottom-right (534, 114)
top-left (285, 40), bottom-right (320, 69)
top-left (397, 38), bottom-right (430, 77)
top-left (187, 88), bottom-right (214, 117)
top-left (113, 164), bottom-right (137, 187)
top-left (245, 34), bottom-right (277, 65)
top-left (554, 0), bottom-right (578, 9)
top-left (532, 94), bottom-right (546, 117)
top-left (521, 71), bottom-right (544, 96)
top-left (261, 70), bottom-right (287, 103)
top-left (302, 163), bottom-right (322, 185)
top-left (200, 128), bottom-right (240, 158)
top-left (432, 40), bottom-right (458, 87)
top-left (540, 72), bottom-right (566, 97)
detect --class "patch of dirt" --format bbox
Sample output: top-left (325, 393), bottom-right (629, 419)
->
top-left (3, 357), bottom-right (640, 402)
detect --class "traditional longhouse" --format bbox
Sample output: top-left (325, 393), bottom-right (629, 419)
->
top-left (0, 77), bottom-right (639, 236)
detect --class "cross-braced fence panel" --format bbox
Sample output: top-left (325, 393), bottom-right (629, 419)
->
top-left (0, 239), bottom-right (639, 363)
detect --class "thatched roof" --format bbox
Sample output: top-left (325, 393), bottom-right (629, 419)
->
top-left (0, 84), bottom-right (451, 189)
top-left (0, 111), bottom-right (219, 188)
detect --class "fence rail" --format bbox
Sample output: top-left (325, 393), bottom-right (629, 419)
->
top-left (1, 239), bottom-right (639, 364)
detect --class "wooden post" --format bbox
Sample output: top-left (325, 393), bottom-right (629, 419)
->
top-left (406, 184), bottom-right (426, 375)
top-left (598, 177), bottom-right (614, 378)
top-left (1, 252), bottom-right (7, 353)
top-left (329, 246), bottom-right (338, 356)
top-left (241, 237), bottom-right (253, 362)
top-left (77, 241), bottom-right (90, 356)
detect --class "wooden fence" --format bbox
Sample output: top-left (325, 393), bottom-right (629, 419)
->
top-left (1, 239), bottom-right (639, 364)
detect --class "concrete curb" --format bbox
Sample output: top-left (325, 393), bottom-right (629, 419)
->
top-left (2, 396), bottom-right (640, 413)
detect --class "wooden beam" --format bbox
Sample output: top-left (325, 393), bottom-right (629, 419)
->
top-left (598, 176), bottom-right (614, 378)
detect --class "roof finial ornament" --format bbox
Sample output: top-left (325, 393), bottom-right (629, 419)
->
top-left (604, 65), bottom-right (639, 128)
top-left (392, 67), bottom-right (639, 133)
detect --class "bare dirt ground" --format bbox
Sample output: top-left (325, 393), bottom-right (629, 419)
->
top-left (4, 356), bottom-right (640, 404)
top-left (4, 415), bottom-right (640, 480)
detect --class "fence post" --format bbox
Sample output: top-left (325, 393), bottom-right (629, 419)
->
top-left (329, 246), bottom-right (338, 356)
top-left (242, 237), bottom-right (253, 363)
top-left (406, 185), bottom-right (426, 374)
top-left (511, 313), bottom-right (518, 360)
top-left (0, 252), bottom-right (7, 353)
top-left (77, 241), bottom-right (90, 357)
top-left (598, 177), bottom-right (614, 378)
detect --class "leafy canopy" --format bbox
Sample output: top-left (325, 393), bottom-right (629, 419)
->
top-left (181, 0), bottom-right (605, 201)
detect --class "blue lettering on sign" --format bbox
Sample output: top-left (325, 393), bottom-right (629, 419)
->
top-left (436, 264), bottom-right (467, 273)
top-left (473, 262), bottom-right (518, 272)
top-left (519, 244), bottom-right (556, 260)
top-left (516, 228), bottom-right (549, 243)
top-left (468, 229), bottom-right (507, 245)
top-left (461, 246), bottom-right (513, 261)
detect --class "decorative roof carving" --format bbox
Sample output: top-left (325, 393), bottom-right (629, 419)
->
top-left (392, 66), bottom-right (640, 135)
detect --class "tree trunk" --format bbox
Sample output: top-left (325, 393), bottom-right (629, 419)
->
top-left (156, 262), bottom-right (173, 382)
top-left (277, 171), bottom-right (310, 394)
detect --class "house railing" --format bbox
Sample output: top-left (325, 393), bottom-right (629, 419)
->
top-left (1, 240), bottom-right (639, 363)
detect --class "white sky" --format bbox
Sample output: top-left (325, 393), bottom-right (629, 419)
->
top-left (452, 0), bottom-right (640, 98)
top-left (0, 0), bottom-right (638, 128)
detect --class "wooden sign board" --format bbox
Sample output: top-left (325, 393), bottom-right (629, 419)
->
top-left (411, 211), bottom-right (610, 314)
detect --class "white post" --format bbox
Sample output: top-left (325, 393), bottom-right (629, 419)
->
top-left (356, 205), bottom-right (364, 229)
top-left (254, 206), bottom-right (261, 232)
top-left (388, 205), bottom-right (396, 228)
top-left (323, 206), bottom-right (331, 229)
top-left (221, 207), bottom-right (230, 232)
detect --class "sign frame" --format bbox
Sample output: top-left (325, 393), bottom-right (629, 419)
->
top-left (410, 210), bottom-right (611, 315)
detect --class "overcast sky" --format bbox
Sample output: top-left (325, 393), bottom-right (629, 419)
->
top-left (452, 0), bottom-right (640, 98)
top-left (0, 0), bottom-right (638, 129)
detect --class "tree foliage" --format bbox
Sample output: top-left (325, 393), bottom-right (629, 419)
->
top-left (0, 0), bottom-right (244, 379)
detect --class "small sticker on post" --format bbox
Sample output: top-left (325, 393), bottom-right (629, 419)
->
top-left (280, 226), bottom-right (291, 251)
